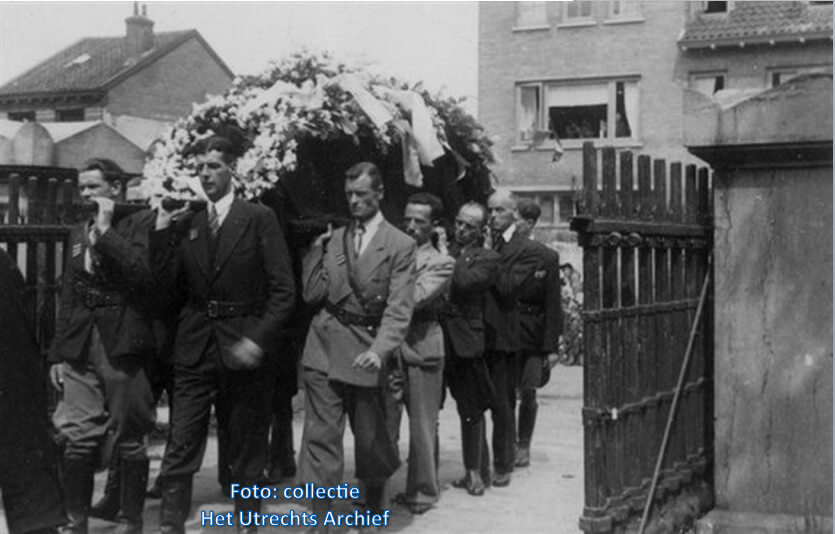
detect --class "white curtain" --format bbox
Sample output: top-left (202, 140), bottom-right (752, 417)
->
top-left (517, 86), bottom-right (539, 141)
top-left (546, 83), bottom-right (608, 107)
top-left (622, 81), bottom-right (639, 136)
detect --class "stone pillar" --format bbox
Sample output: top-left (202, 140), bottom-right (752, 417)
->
top-left (686, 74), bottom-right (833, 533)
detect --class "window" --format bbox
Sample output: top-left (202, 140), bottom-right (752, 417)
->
top-left (565, 1), bottom-right (593, 20)
top-left (546, 79), bottom-right (639, 140)
top-left (516, 2), bottom-right (548, 28)
top-left (703, 1), bottom-right (728, 13)
top-left (768, 66), bottom-right (831, 87)
top-left (8, 110), bottom-right (35, 122)
top-left (56, 108), bottom-right (85, 122)
top-left (557, 192), bottom-right (576, 224)
top-left (517, 84), bottom-right (542, 143)
top-left (690, 72), bottom-right (726, 96)
top-left (610, 1), bottom-right (642, 19)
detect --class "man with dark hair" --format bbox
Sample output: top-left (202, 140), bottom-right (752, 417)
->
top-left (299, 161), bottom-right (416, 532)
top-left (49, 158), bottom-right (157, 534)
top-left (483, 189), bottom-right (540, 488)
top-left (442, 202), bottom-right (500, 496)
top-left (0, 248), bottom-right (65, 534)
top-left (151, 134), bottom-right (296, 534)
top-left (512, 199), bottom-right (562, 468)
top-left (391, 192), bottom-right (454, 514)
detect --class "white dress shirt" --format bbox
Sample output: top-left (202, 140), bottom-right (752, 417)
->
top-left (355, 210), bottom-right (383, 257)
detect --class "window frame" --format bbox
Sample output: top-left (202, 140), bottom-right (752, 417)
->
top-left (508, 188), bottom-right (577, 227)
top-left (8, 110), bottom-right (35, 122)
top-left (606, 0), bottom-right (644, 23)
top-left (701, 1), bottom-right (731, 14)
top-left (767, 65), bottom-right (831, 88)
top-left (514, 1), bottom-right (550, 31)
top-left (689, 71), bottom-right (727, 96)
top-left (56, 108), bottom-right (85, 122)
top-left (559, 1), bottom-right (596, 27)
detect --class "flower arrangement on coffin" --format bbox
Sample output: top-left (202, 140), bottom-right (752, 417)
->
top-left (142, 50), bottom-right (497, 212)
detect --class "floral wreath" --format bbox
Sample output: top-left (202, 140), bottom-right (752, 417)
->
top-left (142, 50), bottom-right (497, 202)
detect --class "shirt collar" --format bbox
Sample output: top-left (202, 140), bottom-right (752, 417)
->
top-left (358, 210), bottom-right (384, 235)
top-left (501, 223), bottom-right (517, 244)
top-left (213, 190), bottom-right (235, 222)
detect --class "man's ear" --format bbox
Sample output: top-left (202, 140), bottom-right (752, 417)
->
top-left (110, 180), bottom-right (123, 198)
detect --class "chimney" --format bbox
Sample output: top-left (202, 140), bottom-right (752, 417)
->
top-left (125, 2), bottom-right (154, 55)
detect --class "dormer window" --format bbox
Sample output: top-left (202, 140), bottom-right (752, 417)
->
top-left (66, 53), bottom-right (91, 68)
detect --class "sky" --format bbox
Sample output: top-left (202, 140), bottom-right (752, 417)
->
top-left (0, 1), bottom-right (480, 111)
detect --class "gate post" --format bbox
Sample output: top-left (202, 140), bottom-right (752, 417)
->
top-left (686, 74), bottom-right (833, 532)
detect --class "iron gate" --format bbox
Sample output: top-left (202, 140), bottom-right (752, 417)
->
top-left (571, 143), bottom-right (713, 532)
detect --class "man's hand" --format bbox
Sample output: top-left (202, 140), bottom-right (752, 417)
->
top-left (155, 204), bottom-right (190, 230)
top-left (91, 197), bottom-right (115, 236)
top-left (547, 352), bottom-right (560, 370)
top-left (226, 337), bottom-right (264, 370)
top-left (49, 362), bottom-right (68, 392)
top-left (313, 223), bottom-right (334, 248)
top-left (352, 350), bottom-right (382, 372)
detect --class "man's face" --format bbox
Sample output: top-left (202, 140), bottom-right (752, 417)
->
top-left (345, 174), bottom-right (382, 222)
top-left (78, 169), bottom-right (119, 201)
top-left (488, 194), bottom-right (516, 234)
top-left (515, 214), bottom-right (534, 238)
top-left (454, 205), bottom-right (484, 247)
top-left (404, 203), bottom-right (433, 246)
top-left (197, 150), bottom-right (234, 202)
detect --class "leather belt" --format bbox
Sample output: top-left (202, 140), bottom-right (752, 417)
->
top-left (325, 301), bottom-right (382, 328)
top-left (442, 303), bottom-right (482, 320)
top-left (189, 299), bottom-right (263, 319)
top-left (519, 303), bottom-right (545, 316)
top-left (73, 280), bottom-right (124, 309)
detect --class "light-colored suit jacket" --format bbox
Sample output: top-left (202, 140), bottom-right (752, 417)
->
top-left (401, 243), bottom-right (454, 367)
top-left (301, 218), bottom-right (416, 387)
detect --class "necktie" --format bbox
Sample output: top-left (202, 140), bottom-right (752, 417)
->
top-left (208, 203), bottom-right (220, 238)
top-left (354, 223), bottom-right (366, 256)
top-left (493, 234), bottom-right (505, 252)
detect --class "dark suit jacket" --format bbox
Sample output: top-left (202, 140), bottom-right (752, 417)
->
top-left (517, 240), bottom-right (562, 354)
top-left (49, 209), bottom-right (157, 363)
top-left (484, 228), bottom-right (541, 353)
top-left (441, 244), bottom-right (499, 359)
top-left (150, 198), bottom-right (295, 367)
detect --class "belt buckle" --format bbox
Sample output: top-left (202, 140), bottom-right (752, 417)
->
top-left (207, 300), bottom-right (219, 318)
top-left (85, 291), bottom-right (98, 309)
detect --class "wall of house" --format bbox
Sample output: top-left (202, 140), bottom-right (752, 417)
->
top-left (478, 2), bottom-right (695, 194)
top-left (106, 37), bottom-right (232, 121)
top-left (54, 125), bottom-right (146, 174)
top-left (677, 41), bottom-right (832, 90)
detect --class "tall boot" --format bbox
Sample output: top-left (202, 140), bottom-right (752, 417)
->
top-left (113, 457), bottom-right (149, 534)
top-left (235, 495), bottom-right (261, 534)
top-left (89, 458), bottom-right (120, 521)
top-left (515, 402), bottom-right (538, 468)
top-left (452, 418), bottom-right (485, 496)
top-left (58, 455), bottom-right (96, 534)
top-left (159, 476), bottom-right (192, 534)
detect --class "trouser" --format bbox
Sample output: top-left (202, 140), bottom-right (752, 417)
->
top-left (389, 360), bottom-right (444, 505)
top-left (515, 351), bottom-right (544, 446)
top-left (52, 327), bottom-right (156, 463)
top-left (160, 339), bottom-right (275, 484)
top-left (0, 398), bottom-right (65, 534)
top-left (446, 355), bottom-right (493, 478)
top-left (268, 330), bottom-right (301, 476)
top-left (484, 350), bottom-right (516, 475)
top-left (299, 367), bottom-right (400, 489)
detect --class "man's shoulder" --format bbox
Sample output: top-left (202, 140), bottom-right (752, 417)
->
top-left (425, 248), bottom-right (455, 268)
top-left (121, 207), bottom-right (156, 228)
top-left (381, 219), bottom-right (416, 251)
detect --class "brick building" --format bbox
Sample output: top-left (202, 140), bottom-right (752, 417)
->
top-left (478, 1), bottom-right (832, 244)
top-left (0, 4), bottom-right (234, 173)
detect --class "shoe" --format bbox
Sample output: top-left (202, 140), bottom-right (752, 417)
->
top-left (159, 477), bottom-right (192, 534)
top-left (113, 457), bottom-right (149, 534)
top-left (235, 495), bottom-right (260, 534)
top-left (514, 445), bottom-right (530, 468)
top-left (452, 470), bottom-right (485, 496)
top-left (408, 502), bottom-right (433, 514)
top-left (89, 460), bottom-right (120, 521)
top-left (492, 472), bottom-right (511, 487)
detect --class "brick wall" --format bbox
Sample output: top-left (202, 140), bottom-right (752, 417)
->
top-left (478, 1), bottom-right (832, 212)
top-left (106, 37), bottom-right (233, 121)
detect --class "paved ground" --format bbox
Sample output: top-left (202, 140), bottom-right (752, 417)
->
top-left (2, 365), bottom-right (583, 534)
